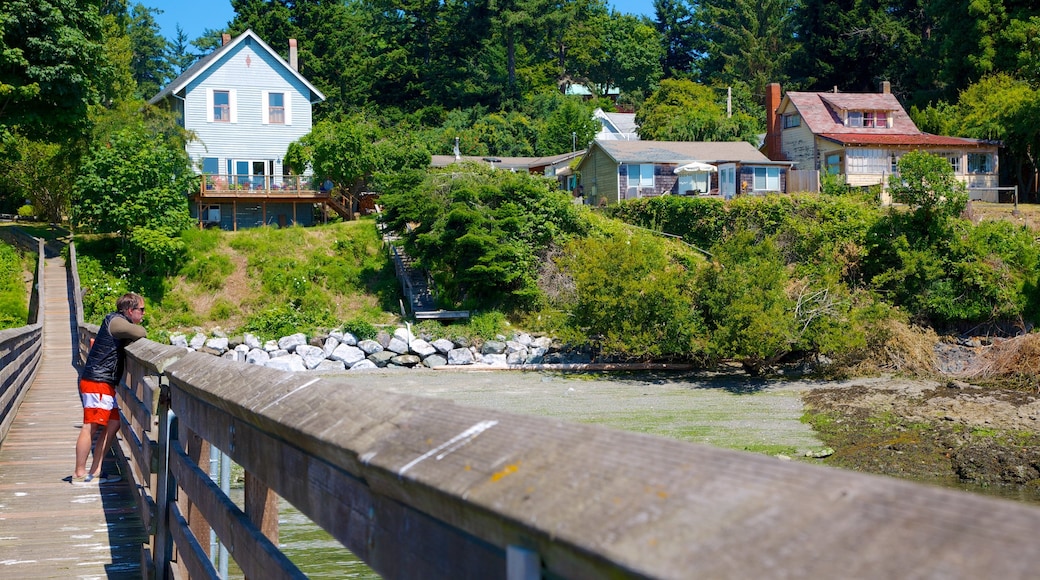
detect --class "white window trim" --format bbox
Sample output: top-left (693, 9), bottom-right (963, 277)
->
top-left (261, 90), bottom-right (292, 125)
top-left (206, 88), bottom-right (237, 123)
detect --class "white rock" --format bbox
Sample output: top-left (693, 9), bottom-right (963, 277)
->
top-left (349, 359), bottom-right (378, 371)
top-left (357, 339), bottom-right (383, 355)
top-left (314, 359), bottom-right (346, 372)
top-left (265, 354), bottom-right (307, 372)
top-left (235, 344), bottom-right (251, 356)
top-left (323, 336), bottom-right (340, 357)
top-left (482, 353), bottom-right (508, 366)
top-left (296, 344), bottom-right (328, 369)
top-left (169, 333), bottom-right (188, 348)
top-left (339, 332), bottom-right (358, 346)
top-left (270, 349), bottom-right (290, 358)
top-left (330, 344), bottom-right (366, 366)
top-left (387, 336), bottom-right (410, 354)
top-left (221, 351), bottom-right (239, 362)
top-left (533, 336), bottom-right (553, 349)
top-left (432, 338), bottom-right (455, 354)
top-left (447, 348), bottom-right (474, 365)
top-left (246, 348), bottom-right (271, 365)
top-left (189, 333), bottom-right (206, 349)
top-left (515, 332), bottom-right (533, 346)
top-left (278, 333), bottom-right (308, 352)
top-left (205, 337), bottom-right (229, 353)
top-left (264, 340), bottom-right (279, 352)
top-left (409, 338), bottom-right (437, 358)
top-left (244, 333), bottom-right (262, 349)
top-left (393, 327), bottom-right (417, 342)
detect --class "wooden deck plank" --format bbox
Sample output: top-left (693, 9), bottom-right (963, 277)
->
top-left (0, 254), bottom-right (146, 579)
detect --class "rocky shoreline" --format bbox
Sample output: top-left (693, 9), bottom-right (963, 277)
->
top-left (169, 326), bottom-right (593, 372)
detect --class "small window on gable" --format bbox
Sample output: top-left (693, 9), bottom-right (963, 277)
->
top-left (783, 114), bottom-right (800, 129)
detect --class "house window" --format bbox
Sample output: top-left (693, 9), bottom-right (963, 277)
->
top-left (846, 148), bottom-right (888, 174)
top-left (968, 153), bottom-right (992, 173)
top-left (677, 173), bottom-right (709, 195)
top-left (825, 153), bottom-right (842, 175)
top-left (783, 114), bottom-right (800, 129)
top-left (944, 152), bottom-right (962, 173)
top-left (890, 152), bottom-right (901, 173)
top-left (213, 90), bottom-right (230, 122)
top-left (268, 93), bottom-right (285, 124)
top-left (628, 164), bottom-right (654, 189)
top-left (207, 89), bottom-right (237, 123)
top-left (753, 167), bottom-right (780, 191)
top-left (864, 112), bottom-right (888, 128)
top-left (202, 205), bottom-right (220, 223)
top-left (847, 112), bottom-right (863, 127)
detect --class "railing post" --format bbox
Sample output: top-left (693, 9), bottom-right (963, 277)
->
top-left (154, 395), bottom-right (177, 580)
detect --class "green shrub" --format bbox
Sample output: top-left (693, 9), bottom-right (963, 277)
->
top-left (341, 319), bottom-right (377, 340)
top-left (243, 304), bottom-right (337, 339)
top-left (208, 298), bottom-right (237, 321)
top-left (181, 254), bottom-right (235, 290)
top-left (562, 231), bottom-right (705, 359)
top-left (16, 205), bottom-right (34, 219)
top-left (76, 253), bottom-right (128, 324)
top-left (0, 242), bottom-right (29, 329)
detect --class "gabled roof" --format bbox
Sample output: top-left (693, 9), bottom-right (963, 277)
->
top-left (782, 91), bottom-right (917, 136)
top-left (591, 140), bottom-right (790, 165)
top-left (594, 108), bottom-right (639, 138)
top-left (149, 29), bottom-right (325, 105)
top-left (430, 150), bottom-right (583, 170)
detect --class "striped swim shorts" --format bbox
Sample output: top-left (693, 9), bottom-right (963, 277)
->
top-left (79, 378), bottom-right (120, 425)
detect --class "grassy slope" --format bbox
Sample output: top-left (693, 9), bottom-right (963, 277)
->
top-left (76, 219), bottom-right (401, 339)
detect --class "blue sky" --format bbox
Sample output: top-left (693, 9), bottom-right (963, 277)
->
top-left (148, 1), bottom-right (655, 43)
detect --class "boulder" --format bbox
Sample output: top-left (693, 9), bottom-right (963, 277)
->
top-left (481, 340), bottom-right (507, 355)
top-left (409, 338), bottom-right (437, 358)
top-left (278, 333), bottom-right (308, 352)
top-left (376, 330), bottom-right (392, 348)
top-left (189, 333), bottom-right (207, 350)
top-left (387, 336), bottom-right (410, 354)
top-left (357, 339), bottom-right (383, 355)
top-left (246, 348), bottom-right (271, 365)
top-left (390, 354), bottom-right (421, 367)
top-left (322, 336), bottom-right (340, 358)
top-left (349, 359), bottom-right (378, 371)
top-left (314, 359), bottom-right (346, 372)
top-left (329, 343), bottom-right (366, 366)
top-left (368, 350), bottom-right (396, 367)
top-left (482, 353), bottom-right (508, 366)
top-left (339, 332), bottom-right (359, 346)
top-left (296, 344), bottom-right (328, 370)
top-left (394, 327), bottom-right (417, 342)
top-left (264, 340), bottom-right (279, 352)
top-left (432, 338), bottom-right (455, 355)
top-left (265, 354), bottom-right (307, 372)
top-left (169, 333), bottom-right (188, 348)
top-left (423, 354), bottom-right (448, 368)
top-left (205, 337), bottom-right (229, 353)
top-left (447, 348), bottom-right (474, 365)
top-left (244, 333), bottom-right (262, 349)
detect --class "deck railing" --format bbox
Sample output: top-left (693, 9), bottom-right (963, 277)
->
top-left (200, 174), bottom-right (323, 195)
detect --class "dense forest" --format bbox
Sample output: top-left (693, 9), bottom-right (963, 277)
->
top-left (4, 0), bottom-right (1040, 216)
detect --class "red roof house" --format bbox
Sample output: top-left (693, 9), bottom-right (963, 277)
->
top-left (764, 83), bottom-right (1000, 200)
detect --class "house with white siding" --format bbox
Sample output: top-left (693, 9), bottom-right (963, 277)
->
top-left (764, 82), bottom-right (1001, 201)
top-left (149, 29), bottom-right (338, 230)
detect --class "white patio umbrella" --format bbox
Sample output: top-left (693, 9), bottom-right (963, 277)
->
top-left (674, 161), bottom-right (718, 174)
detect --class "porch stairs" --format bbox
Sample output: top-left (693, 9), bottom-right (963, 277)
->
top-left (326, 192), bottom-right (353, 220)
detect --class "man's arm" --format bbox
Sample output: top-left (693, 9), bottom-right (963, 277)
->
top-left (110, 316), bottom-right (146, 341)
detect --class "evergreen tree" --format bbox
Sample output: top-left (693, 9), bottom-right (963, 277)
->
top-left (127, 4), bottom-right (173, 98)
top-left (653, 0), bottom-right (703, 78)
top-left (701, 0), bottom-right (795, 102)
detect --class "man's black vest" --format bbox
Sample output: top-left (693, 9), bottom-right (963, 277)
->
top-left (81, 311), bottom-right (132, 385)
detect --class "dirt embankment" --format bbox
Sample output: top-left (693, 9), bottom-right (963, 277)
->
top-left (804, 334), bottom-right (1040, 500)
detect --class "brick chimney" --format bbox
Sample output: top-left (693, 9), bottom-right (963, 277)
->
top-left (765, 83), bottom-right (783, 161)
top-left (289, 39), bottom-right (298, 71)
top-left (221, 33), bottom-right (231, 46)
top-left (880, 80), bottom-right (891, 94)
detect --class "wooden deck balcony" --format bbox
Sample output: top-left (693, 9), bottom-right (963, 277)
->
top-left (197, 174), bottom-right (328, 200)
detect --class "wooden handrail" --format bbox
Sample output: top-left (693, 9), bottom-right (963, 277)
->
top-left (0, 238), bottom-right (45, 443)
top-left (85, 335), bottom-right (1040, 579)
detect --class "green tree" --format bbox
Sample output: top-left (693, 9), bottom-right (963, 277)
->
top-left (702, 0), bottom-right (795, 101)
top-left (0, 133), bottom-right (75, 223)
top-left (888, 151), bottom-right (967, 234)
top-left (654, 0), bottom-right (704, 78)
top-left (127, 3), bottom-right (172, 99)
top-left (562, 231), bottom-right (704, 359)
top-left (582, 12), bottom-right (663, 97)
top-left (74, 125), bottom-right (195, 240)
top-left (636, 79), bottom-right (761, 143)
top-left (540, 97), bottom-right (598, 155)
top-left (0, 0), bottom-right (107, 141)
top-left (699, 232), bottom-right (796, 374)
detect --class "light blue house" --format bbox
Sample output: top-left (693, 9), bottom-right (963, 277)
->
top-left (150, 29), bottom-right (339, 230)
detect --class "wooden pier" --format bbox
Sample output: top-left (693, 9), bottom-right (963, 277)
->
top-left (0, 253), bottom-right (145, 578)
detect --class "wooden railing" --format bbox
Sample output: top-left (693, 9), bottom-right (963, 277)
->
top-left (200, 174), bottom-right (323, 195)
top-left (67, 243), bottom-right (1040, 579)
top-left (0, 238), bottom-right (44, 443)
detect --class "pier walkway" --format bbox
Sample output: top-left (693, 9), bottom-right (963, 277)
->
top-left (0, 250), bottom-right (145, 578)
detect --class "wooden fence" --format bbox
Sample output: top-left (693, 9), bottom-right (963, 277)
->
top-left (0, 238), bottom-right (44, 443)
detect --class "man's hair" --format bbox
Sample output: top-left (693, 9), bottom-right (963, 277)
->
top-left (116, 292), bottom-right (144, 314)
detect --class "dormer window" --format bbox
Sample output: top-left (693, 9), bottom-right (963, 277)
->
top-left (847, 110), bottom-right (889, 128)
